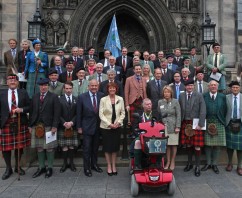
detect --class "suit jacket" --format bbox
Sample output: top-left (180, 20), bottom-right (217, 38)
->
top-left (177, 65), bottom-right (196, 79)
top-left (124, 75), bottom-right (147, 106)
top-left (98, 58), bottom-right (109, 67)
top-left (85, 55), bottom-right (99, 63)
top-left (59, 95), bottom-right (77, 129)
top-left (59, 71), bottom-right (77, 83)
top-left (103, 65), bottom-right (123, 81)
top-left (99, 80), bottom-right (124, 97)
top-left (206, 53), bottom-right (227, 75)
top-left (29, 91), bottom-right (60, 127)
top-left (50, 56), bottom-right (66, 68)
top-left (76, 91), bottom-right (104, 135)
top-left (18, 49), bottom-right (31, 73)
top-left (173, 56), bottom-right (183, 67)
top-left (146, 79), bottom-right (167, 118)
top-left (226, 93), bottom-right (242, 126)
top-left (161, 69), bottom-right (174, 84)
top-left (4, 49), bottom-right (18, 75)
top-left (158, 98), bottom-right (181, 132)
top-left (153, 59), bottom-right (161, 69)
top-left (194, 81), bottom-right (209, 94)
top-left (68, 56), bottom-right (84, 71)
top-left (140, 60), bottom-right (154, 74)
top-left (88, 72), bottom-right (108, 82)
top-left (53, 65), bottom-right (66, 75)
top-left (0, 89), bottom-right (30, 128)
top-left (170, 83), bottom-right (185, 99)
top-left (167, 63), bottom-right (178, 72)
top-left (99, 95), bottom-right (125, 129)
top-left (179, 91), bottom-right (206, 127)
top-left (189, 55), bottom-right (203, 70)
top-left (48, 81), bottom-right (64, 96)
top-left (72, 79), bottom-right (89, 97)
top-left (204, 92), bottom-right (226, 126)
top-left (116, 56), bottom-right (133, 71)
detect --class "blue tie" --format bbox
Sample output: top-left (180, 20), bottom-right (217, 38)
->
top-left (233, 96), bottom-right (237, 119)
top-left (176, 85), bottom-right (180, 99)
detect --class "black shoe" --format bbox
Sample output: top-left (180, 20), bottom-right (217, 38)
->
top-left (2, 168), bottom-right (13, 180)
top-left (211, 165), bottom-right (219, 174)
top-left (112, 171), bottom-right (118, 176)
top-left (194, 166), bottom-right (200, 177)
top-left (60, 164), bottom-right (68, 173)
top-left (84, 169), bottom-right (92, 177)
top-left (134, 165), bottom-right (142, 171)
top-left (91, 165), bottom-right (103, 173)
top-left (107, 172), bottom-right (113, 176)
top-left (184, 164), bottom-right (193, 172)
top-left (14, 167), bottom-right (25, 175)
top-left (70, 163), bottom-right (77, 172)
top-left (201, 164), bottom-right (211, 171)
top-left (45, 168), bottom-right (53, 178)
top-left (32, 168), bottom-right (46, 178)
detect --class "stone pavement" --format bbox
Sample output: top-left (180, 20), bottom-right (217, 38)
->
top-left (0, 166), bottom-right (242, 198)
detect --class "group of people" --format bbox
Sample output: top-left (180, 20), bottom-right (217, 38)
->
top-left (1, 37), bottom-right (242, 182)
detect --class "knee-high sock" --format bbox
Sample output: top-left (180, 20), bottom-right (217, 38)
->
top-left (227, 148), bottom-right (234, 165)
top-left (14, 149), bottom-right (23, 168)
top-left (134, 149), bottom-right (142, 167)
top-left (237, 150), bottom-right (242, 168)
top-left (68, 149), bottom-right (75, 165)
top-left (204, 146), bottom-right (212, 165)
top-left (37, 151), bottom-right (46, 169)
top-left (2, 151), bottom-right (12, 169)
top-left (195, 149), bottom-right (201, 167)
top-left (212, 147), bottom-right (221, 165)
top-left (62, 150), bottom-right (68, 165)
top-left (46, 151), bottom-right (55, 168)
top-left (187, 147), bottom-right (193, 164)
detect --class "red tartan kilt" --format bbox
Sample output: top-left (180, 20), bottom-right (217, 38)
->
top-left (130, 97), bottom-right (143, 123)
top-left (0, 117), bottom-right (30, 151)
top-left (180, 120), bottom-right (204, 147)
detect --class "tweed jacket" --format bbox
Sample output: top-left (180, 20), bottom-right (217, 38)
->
top-left (88, 72), bottom-right (108, 82)
top-left (194, 81), bottom-right (209, 94)
top-left (72, 79), bottom-right (89, 97)
top-left (4, 49), bottom-right (19, 75)
top-left (48, 81), bottom-right (64, 96)
top-left (206, 53), bottom-right (227, 75)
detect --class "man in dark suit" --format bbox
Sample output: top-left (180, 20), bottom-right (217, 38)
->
top-left (68, 47), bottom-right (84, 70)
top-left (0, 74), bottom-right (30, 180)
top-left (147, 68), bottom-right (167, 118)
top-left (30, 78), bottom-right (61, 178)
top-left (78, 47), bottom-right (86, 62)
top-left (50, 48), bottom-right (66, 68)
top-left (172, 48), bottom-right (183, 67)
top-left (99, 68), bottom-right (124, 97)
top-left (166, 54), bottom-right (178, 72)
top-left (181, 68), bottom-right (193, 84)
top-left (116, 47), bottom-right (133, 72)
top-left (177, 56), bottom-right (196, 79)
top-left (160, 58), bottom-right (174, 84)
top-left (53, 55), bottom-right (66, 75)
top-left (153, 51), bottom-right (165, 69)
top-left (99, 50), bottom-right (111, 67)
top-left (85, 46), bottom-right (99, 63)
top-left (170, 72), bottom-right (185, 100)
top-left (77, 79), bottom-right (104, 177)
top-left (126, 56), bottom-right (141, 78)
top-left (59, 60), bottom-right (78, 83)
top-left (103, 56), bottom-right (123, 82)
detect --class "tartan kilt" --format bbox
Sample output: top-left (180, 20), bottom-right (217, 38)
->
top-left (26, 72), bottom-right (46, 98)
top-left (130, 97), bottom-right (143, 123)
top-left (58, 128), bottom-right (78, 148)
top-left (226, 123), bottom-right (242, 150)
top-left (180, 120), bottom-right (204, 147)
top-left (31, 126), bottom-right (57, 149)
top-left (205, 118), bottom-right (226, 146)
top-left (0, 117), bottom-right (30, 151)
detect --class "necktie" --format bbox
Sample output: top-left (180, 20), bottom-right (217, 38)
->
top-left (40, 93), bottom-right (44, 103)
top-left (11, 90), bottom-right (16, 113)
top-left (214, 53), bottom-right (218, 67)
top-left (188, 93), bottom-right (191, 100)
top-left (177, 57), bottom-right (179, 62)
top-left (157, 80), bottom-right (161, 95)
top-left (199, 82), bottom-right (203, 93)
top-left (93, 94), bottom-right (97, 112)
top-left (98, 74), bottom-right (101, 83)
top-left (52, 82), bottom-right (56, 88)
top-left (233, 96), bottom-right (237, 119)
top-left (212, 94), bottom-right (215, 101)
top-left (68, 96), bottom-right (71, 106)
top-left (111, 65), bottom-right (114, 69)
top-left (68, 72), bottom-right (71, 78)
top-left (74, 57), bottom-right (77, 62)
top-left (57, 67), bottom-right (61, 74)
top-left (176, 85), bottom-right (180, 99)
top-left (12, 49), bottom-right (16, 58)
top-left (163, 69), bottom-right (166, 75)
top-left (122, 56), bottom-right (126, 71)
top-left (137, 76), bottom-right (140, 82)
top-left (79, 80), bottom-right (82, 86)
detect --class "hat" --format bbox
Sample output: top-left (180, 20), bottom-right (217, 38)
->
top-left (7, 74), bottom-right (19, 81)
top-left (166, 54), bottom-right (174, 59)
top-left (65, 59), bottom-right (74, 65)
top-left (48, 68), bottom-right (58, 75)
top-left (37, 78), bottom-right (49, 85)
top-left (184, 79), bottom-right (194, 86)
top-left (56, 47), bottom-right (65, 52)
top-left (183, 56), bottom-right (190, 61)
top-left (32, 38), bottom-right (41, 47)
top-left (87, 46), bottom-right (94, 51)
top-left (212, 43), bottom-right (220, 48)
top-left (76, 67), bottom-right (85, 73)
top-left (229, 81), bottom-right (240, 87)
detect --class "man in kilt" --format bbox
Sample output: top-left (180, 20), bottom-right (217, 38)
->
top-left (0, 74), bottom-right (30, 180)
top-left (202, 80), bottom-right (227, 174)
top-left (179, 79), bottom-right (206, 177)
top-left (58, 81), bottom-right (78, 172)
top-left (29, 78), bottom-right (60, 178)
top-left (225, 81), bottom-right (242, 176)
top-left (124, 64), bottom-right (147, 124)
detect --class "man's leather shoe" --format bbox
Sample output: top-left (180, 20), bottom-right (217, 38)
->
top-left (84, 169), bottom-right (92, 177)
top-left (60, 164), bottom-right (68, 173)
top-left (32, 168), bottom-right (46, 178)
top-left (70, 163), bottom-right (77, 172)
top-left (184, 164), bottom-right (193, 172)
top-left (91, 165), bottom-right (103, 173)
top-left (212, 165), bottom-right (219, 174)
top-left (45, 168), bottom-right (53, 178)
top-left (201, 164), bottom-right (211, 171)
top-left (226, 164), bottom-right (233, 172)
top-left (237, 167), bottom-right (242, 176)
top-left (14, 167), bottom-right (25, 175)
top-left (194, 166), bottom-right (200, 177)
top-left (2, 168), bottom-right (13, 180)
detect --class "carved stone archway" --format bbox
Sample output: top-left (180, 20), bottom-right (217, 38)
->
top-left (68, 0), bottom-right (178, 52)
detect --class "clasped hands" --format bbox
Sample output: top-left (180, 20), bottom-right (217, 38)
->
top-left (109, 122), bottom-right (120, 129)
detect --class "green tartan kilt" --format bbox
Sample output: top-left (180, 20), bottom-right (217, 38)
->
top-left (26, 72), bottom-right (46, 99)
top-left (58, 128), bottom-right (78, 148)
top-left (226, 122), bottom-right (242, 150)
top-left (31, 126), bottom-right (57, 149)
top-left (205, 118), bottom-right (226, 146)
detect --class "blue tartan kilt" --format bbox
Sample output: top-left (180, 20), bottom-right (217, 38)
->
top-left (226, 123), bottom-right (242, 150)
